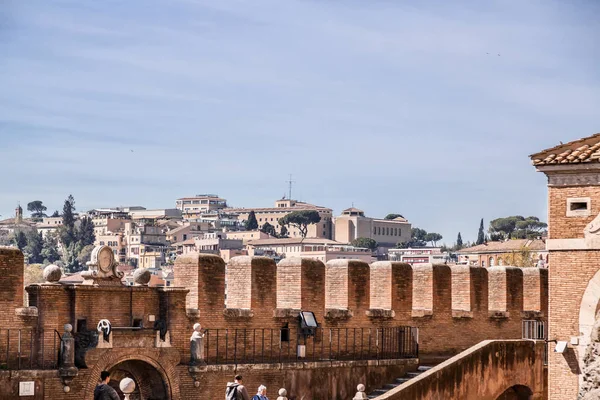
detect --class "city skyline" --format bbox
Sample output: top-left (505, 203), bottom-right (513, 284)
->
top-left (2, 1), bottom-right (600, 243)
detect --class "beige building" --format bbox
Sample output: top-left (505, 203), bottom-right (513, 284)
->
top-left (176, 194), bottom-right (228, 219)
top-left (333, 207), bottom-right (411, 249)
top-left (458, 239), bottom-right (547, 268)
top-left (225, 230), bottom-right (272, 244)
top-left (226, 199), bottom-right (333, 239)
top-left (36, 217), bottom-right (63, 238)
top-left (246, 237), bottom-right (373, 263)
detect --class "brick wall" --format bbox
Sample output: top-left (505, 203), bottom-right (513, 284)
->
top-left (548, 185), bottom-right (600, 239)
top-left (0, 248), bottom-right (24, 326)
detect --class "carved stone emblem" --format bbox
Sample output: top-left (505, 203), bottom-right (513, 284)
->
top-left (81, 245), bottom-right (124, 284)
top-left (585, 214), bottom-right (600, 248)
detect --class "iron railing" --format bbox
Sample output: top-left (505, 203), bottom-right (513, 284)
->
top-left (522, 320), bottom-right (547, 365)
top-left (0, 329), bottom-right (60, 370)
top-left (203, 326), bottom-right (418, 365)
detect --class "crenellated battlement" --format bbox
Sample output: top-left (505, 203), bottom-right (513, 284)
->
top-left (0, 251), bottom-right (547, 365)
top-left (173, 255), bottom-right (547, 360)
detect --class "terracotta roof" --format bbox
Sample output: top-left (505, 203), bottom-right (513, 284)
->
top-left (458, 239), bottom-right (546, 254)
top-left (530, 133), bottom-right (600, 166)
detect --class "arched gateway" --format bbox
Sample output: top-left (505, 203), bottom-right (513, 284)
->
top-left (84, 352), bottom-right (179, 400)
top-left (107, 359), bottom-right (169, 400)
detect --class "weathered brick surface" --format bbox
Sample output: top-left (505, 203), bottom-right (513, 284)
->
top-left (0, 249), bottom-right (548, 399)
top-left (547, 185), bottom-right (600, 239)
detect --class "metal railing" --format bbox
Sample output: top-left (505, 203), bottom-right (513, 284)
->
top-left (522, 320), bottom-right (547, 365)
top-left (0, 329), bottom-right (60, 370)
top-left (203, 326), bottom-right (418, 365)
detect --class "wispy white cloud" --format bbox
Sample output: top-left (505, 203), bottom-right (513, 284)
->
top-left (0, 0), bottom-right (598, 241)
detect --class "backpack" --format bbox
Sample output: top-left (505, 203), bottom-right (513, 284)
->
top-left (226, 384), bottom-right (240, 400)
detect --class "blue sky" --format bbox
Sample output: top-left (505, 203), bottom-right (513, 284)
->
top-left (1, 0), bottom-right (600, 244)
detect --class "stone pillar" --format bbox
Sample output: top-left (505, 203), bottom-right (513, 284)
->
top-left (58, 324), bottom-right (78, 391)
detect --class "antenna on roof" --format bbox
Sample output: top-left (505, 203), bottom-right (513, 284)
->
top-left (286, 174), bottom-right (295, 200)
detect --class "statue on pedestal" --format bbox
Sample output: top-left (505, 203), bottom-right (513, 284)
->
top-left (190, 323), bottom-right (206, 366)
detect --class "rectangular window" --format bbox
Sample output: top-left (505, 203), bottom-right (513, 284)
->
top-left (567, 197), bottom-right (591, 217)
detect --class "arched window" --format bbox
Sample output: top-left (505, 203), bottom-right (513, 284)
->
top-left (489, 257), bottom-right (495, 267)
top-left (481, 260), bottom-right (486, 267)
top-left (498, 258), bottom-right (503, 266)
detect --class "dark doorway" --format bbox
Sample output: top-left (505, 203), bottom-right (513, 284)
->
top-left (107, 359), bottom-right (169, 400)
top-left (496, 385), bottom-right (533, 400)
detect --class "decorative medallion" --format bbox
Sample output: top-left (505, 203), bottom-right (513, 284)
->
top-left (81, 245), bottom-right (124, 284)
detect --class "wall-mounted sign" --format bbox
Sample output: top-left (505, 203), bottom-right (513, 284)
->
top-left (19, 381), bottom-right (35, 396)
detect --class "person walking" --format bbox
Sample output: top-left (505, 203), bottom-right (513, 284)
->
top-left (94, 371), bottom-right (119, 400)
top-left (226, 375), bottom-right (250, 400)
top-left (252, 385), bottom-right (269, 400)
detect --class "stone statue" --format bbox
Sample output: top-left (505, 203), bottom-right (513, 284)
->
top-left (190, 323), bottom-right (206, 366)
top-left (59, 324), bottom-right (78, 391)
top-left (277, 388), bottom-right (288, 400)
top-left (353, 384), bottom-right (367, 400)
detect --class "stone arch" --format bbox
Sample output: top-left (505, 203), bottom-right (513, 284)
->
top-left (83, 351), bottom-right (178, 400)
top-left (495, 384), bottom-right (533, 399)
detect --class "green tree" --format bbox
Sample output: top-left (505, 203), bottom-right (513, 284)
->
top-left (24, 230), bottom-right (43, 264)
top-left (77, 244), bottom-right (95, 265)
top-left (279, 225), bottom-right (289, 238)
top-left (77, 216), bottom-right (95, 246)
top-left (476, 219), bottom-right (485, 245)
top-left (260, 222), bottom-right (277, 237)
top-left (503, 246), bottom-right (536, 268)
top-left (51, 210), bottom-right (60, 217)
top-left (12, 231), bottom-right (27, 251)
top-left (350, 237), bottom-right (378, 251)
top-left (63, 242), bottom-right (83, 273)
top-left (456, 232), bottom-right (463, 250)
top-left (27, 200), bottom-right (47, 220)
top-left (488, 216), bottom-right (548, 240)
top-left (397, 227), bottom-right (428, 248)
top-left (278, 210), bottom-right (321, 239)
top-left (40, 232), bottom-right (60, 264)
top-left (244, 211), bottom-right (259, 231)
top-left (384, 213), bottom-right (404, 220)
top-left (59, 195), bottom-right (77, 247)
top-left (424, 232), bottom-right (443, 247)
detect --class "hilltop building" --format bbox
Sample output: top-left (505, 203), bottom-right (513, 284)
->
top-left (176, 194), bottom-right (228, 219)
top-left (333, 207), bottom-right (411, 254)
top-left (226, 198), bottom-right (333, 239)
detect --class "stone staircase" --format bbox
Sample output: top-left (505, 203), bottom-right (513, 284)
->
top-left (367, 365), bottom-right (433, 399)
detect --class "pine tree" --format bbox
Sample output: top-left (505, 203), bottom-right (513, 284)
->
top-left (24, 230), bottom-right (43, 263)
top-left (60, 195), bottom-right (77, 247)
top-left (476, 219), bottom-right (485, 245)
top-left (279, 226), bottom-right (289, 238)
top-left (456, 232), bottom-right (463, 250)
top-left (12, 231), bottom-right (27, 251)
top-left (245, 211), bottom-right (259, 230)
top-left (77, 216), bottom-right (95, 246)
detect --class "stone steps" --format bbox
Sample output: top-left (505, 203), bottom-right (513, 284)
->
top-left (367, 365), bottom-right (434, 399)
